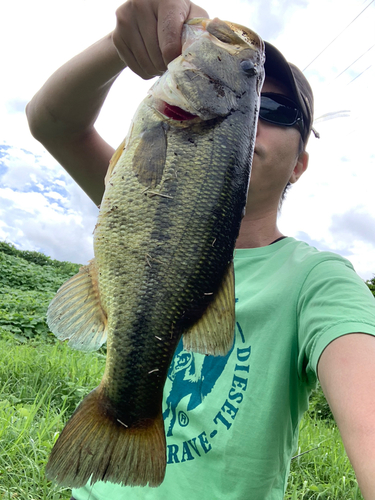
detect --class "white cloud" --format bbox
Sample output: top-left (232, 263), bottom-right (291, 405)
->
top-left (1, 0), bottom-right (374, 280)
top-left (44, 191), bottom-right (68, 202)
top-left (0, 188), bottom-right (49, 214)
top-left (331, 209), bottom-right (375, 246)
top-left (0, 143), bottom-right (98, 264)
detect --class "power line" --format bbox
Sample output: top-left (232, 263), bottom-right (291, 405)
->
top-left (303, 0), bottom-right (375, 72)
top-left (348, 65), bottom-right (372, 84)
top-left (335, 44), bottom-right (375, 80)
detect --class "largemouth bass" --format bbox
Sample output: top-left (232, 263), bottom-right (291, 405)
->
top-left (46, 18), bottom-right (264, 488)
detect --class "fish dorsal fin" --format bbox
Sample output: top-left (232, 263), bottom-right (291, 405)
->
top-left (47, 259), bottom-right (108, 351)
top-left (183, 262), bottom-right (235, 356)
top-left (104, 134), bottom-right (128, 186)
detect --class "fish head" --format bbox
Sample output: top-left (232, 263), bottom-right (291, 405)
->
top-left (149, 18), bottom-right (265, 121)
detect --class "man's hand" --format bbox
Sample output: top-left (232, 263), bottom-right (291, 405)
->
top-left (112, 0), bottom-right (209, 79)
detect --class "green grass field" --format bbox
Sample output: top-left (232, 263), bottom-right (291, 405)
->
top-left (286, 417), bottom-right (363, 499)
top-left (1, 242), bottom-right (370, 499)
top-left (0, 332), bottom-right (363, 500)
top-left (0, 332), bottom-right (105, 500)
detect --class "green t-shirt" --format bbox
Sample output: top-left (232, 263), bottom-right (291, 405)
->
top-left (72, 237), bottom-right (375, 499)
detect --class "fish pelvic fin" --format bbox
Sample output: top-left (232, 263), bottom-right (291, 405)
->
top-left (45, 388), bottom-right (166, 488)
top-left (183, 261), bottom-right (235, 356)
top-left (47, 259), bottom-right (107, 351)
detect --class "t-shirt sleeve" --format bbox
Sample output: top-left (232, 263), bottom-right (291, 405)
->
top-left (296, 257), bottom-right (375, 382)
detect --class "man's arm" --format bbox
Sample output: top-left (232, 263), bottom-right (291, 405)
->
top-left (26, 33), bottom-right (125, 205)
top-left (26, 0), bottom-right (208, 205)
top-left (318, 333), bottom-right (375, 500)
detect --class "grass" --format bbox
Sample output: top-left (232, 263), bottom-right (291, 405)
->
top-left (285, 415), bottom-right (363, 499)
top-left (0, 330), bottom-right (105, 499)
top-left (0, 330), bottom-right (363, 499)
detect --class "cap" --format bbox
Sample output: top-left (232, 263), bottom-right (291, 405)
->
top-left (264, 41), bottom-right (319, 143)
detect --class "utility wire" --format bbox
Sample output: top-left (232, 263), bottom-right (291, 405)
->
top-left (335, 44), bottom-right (375, 80)
top-left (303, 0), bottom-right (375, 72)
top-left (348, 65), bottom-right (372, 84)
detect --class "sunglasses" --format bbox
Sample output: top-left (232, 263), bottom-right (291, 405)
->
top-left (259, 93), bottom-right (304, 135)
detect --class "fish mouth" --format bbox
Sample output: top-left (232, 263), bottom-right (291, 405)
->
top-left (149, 69), bottom-right (204, 120)
top-left (159, 101), bottom-right (199, 121)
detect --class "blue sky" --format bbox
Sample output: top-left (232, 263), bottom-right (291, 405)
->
top-left (1, 0), bottom-right (374, 279)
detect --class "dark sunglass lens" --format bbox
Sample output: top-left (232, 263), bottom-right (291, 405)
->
top-left (260, 95), bottom-right (300, 125)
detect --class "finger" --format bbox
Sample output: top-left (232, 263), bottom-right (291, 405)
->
top-left (113, 29), bottom-right (158, 79)
top-left (124, 0), bottom-right (168, 74)
top-left (156, 0), bottom-right (191, 67)
top-left (157, 0), bottom-right (209, 67)
top-left (188, 2), bottom-right (209, 20)
top-left (114, 4), bottom-right (163, 79)
top-left (136, 13), bottom-right (168, 74)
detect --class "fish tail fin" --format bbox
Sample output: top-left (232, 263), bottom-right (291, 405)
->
top-left (46, 387), bottom-right (166, 488)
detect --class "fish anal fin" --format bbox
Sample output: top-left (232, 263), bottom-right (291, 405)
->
top-left (47, 259), bottom-right (108, 351)
top-left (183, 262), bottom-right (235, 356)
top-left (45, 387), bottom-right (166, 488)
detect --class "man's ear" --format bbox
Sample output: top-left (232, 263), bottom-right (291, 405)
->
top-left (290, 151), bottom-right (308, 184)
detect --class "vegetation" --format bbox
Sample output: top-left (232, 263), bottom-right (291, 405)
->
top-left (285, 390), bottom-right (363, 499)
top-left (0, 241), bottom-right (372, 499)
top-left (366, 276), bottom-right (375, 298)
top-left (0, 332), bottom-right (105, 499)
top-left (0, 241), bottom-right (80, 343)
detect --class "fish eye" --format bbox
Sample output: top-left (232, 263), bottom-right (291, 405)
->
top-left (240, 60), bottom-right (257, 76)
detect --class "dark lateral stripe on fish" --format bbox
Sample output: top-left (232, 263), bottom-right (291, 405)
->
top-left (129, 111), bottom-right (248, 336)
top-left (101, 118), bottom-right (246, 424)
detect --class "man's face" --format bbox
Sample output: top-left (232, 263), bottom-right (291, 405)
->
top-left (247, 78), bottom-right (307, 210)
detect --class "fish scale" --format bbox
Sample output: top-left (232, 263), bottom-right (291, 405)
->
top-left (45, 17), bottom-right (264, 488)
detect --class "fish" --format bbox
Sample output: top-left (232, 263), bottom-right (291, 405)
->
top-left (45, 17), bottom-right (265, 489)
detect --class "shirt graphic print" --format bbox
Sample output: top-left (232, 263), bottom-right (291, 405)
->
top-left (162, 316), bottom-right (252, 466)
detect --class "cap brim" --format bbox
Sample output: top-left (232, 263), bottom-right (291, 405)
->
top-left (264, 42), bottom-right (305, 115)
top-left (264, 42), bottom-right (313, 141)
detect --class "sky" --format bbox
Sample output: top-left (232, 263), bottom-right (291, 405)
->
top-left (0, 0), bottom-right (374, 280)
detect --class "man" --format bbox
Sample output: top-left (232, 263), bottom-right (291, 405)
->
top-left (26, 0), bottom-right (375, 498)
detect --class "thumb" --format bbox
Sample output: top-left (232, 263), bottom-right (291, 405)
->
top-left (188, 1), bottom-right (209, 20)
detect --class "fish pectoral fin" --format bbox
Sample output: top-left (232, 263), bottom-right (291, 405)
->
top-left (132, 122), bottom-right (167, 188)
top-left (183, 261), bottom-right (235, 356)
top-left (47, 259), bottom-right (108, 351)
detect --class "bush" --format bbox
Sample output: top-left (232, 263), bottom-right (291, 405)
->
top-left (308, 385), bottom-right (333, 422)
top-left (0, 241), bottom-right (80, 275)
top-left (0, 241), bottom-right (81, 342)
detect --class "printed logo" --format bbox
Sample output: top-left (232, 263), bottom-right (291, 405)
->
top-left (163, 335), bottom-right (234, 437)
top-left (178, 411), bottom-right (189, 427)
top-left (162, 317), bottom-right (251, 465)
